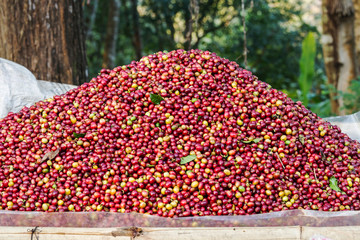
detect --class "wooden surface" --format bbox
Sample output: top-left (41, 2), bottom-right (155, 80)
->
top-left (0, 226), bottom-right (358, 240)
top-left (0, 0), bottom-right (87, 85)
top-left (302, 226), bottom-right (360, 240)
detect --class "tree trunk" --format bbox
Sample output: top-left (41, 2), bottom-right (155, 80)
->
top-left (85, 0), bottom-right (99, 40)
top-left (354, 0), bottom-right (360, 73)
top-left (184, 0), bottom-right (199, 50)
top-left (131, 0), bottom-right (142, 60)
top-left (184, 7), bottom-right (193, 50)
top-left (321, 0), bottom-right (358, 115)
top-left (0, 0), bottom-right (87, 85)
top-left (102, 0), bottom-right (121, 69)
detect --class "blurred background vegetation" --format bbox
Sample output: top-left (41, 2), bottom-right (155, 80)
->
top-left (84, 0), bottom-right (316, 88)
top-left (82, 0), bottom-right (337, 117)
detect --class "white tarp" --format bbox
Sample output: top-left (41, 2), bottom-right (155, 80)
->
top-left (0, 58), bottom-right (359, 141)
top-left (324, 111), bottom-right (360, 141)
top-left (0, 58), bottom-right (76, 118)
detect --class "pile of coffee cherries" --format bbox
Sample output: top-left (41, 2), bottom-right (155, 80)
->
top-left (0, 49), bottom-right (359, 217)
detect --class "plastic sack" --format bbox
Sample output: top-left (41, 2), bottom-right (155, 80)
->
top-left (0, 58), bottom-right (76, 119)
top-left (325, 112), bottom-right (360, 142)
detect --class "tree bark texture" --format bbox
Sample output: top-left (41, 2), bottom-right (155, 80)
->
top-left (321, 0), bottom-right (358, 115)
top-left (0, 0), bottom-right (87, 85)
top-left (102, 0), bottom-right (121, 69)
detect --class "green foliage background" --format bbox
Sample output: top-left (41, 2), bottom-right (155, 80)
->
top-left (82, 0), bottom-right (340, 117)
